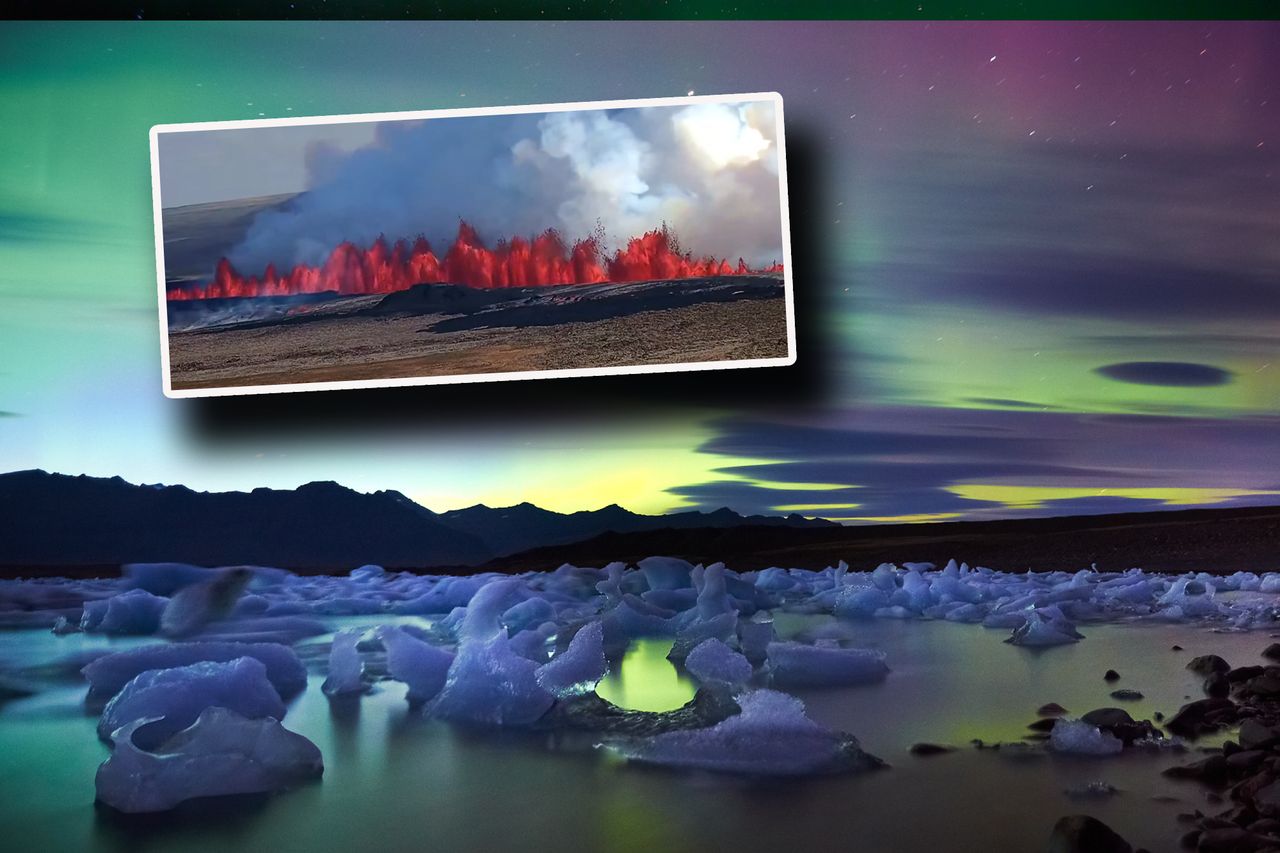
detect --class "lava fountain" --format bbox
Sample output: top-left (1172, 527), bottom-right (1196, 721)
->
top-left (167, 222), bottom-right (784, 301)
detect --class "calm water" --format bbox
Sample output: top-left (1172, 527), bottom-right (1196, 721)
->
top-left (0, 618), bottom-right (1271, 853)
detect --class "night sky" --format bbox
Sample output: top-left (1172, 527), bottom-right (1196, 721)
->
top-left (0, 21), bottom-right (1277, 521)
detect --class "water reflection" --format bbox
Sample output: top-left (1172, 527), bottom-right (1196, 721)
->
top-left (596, 638), bottom-right (696, 712)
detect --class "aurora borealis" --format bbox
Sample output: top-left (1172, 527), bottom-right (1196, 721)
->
top-left (0, 21), bottom-right (1277, 521)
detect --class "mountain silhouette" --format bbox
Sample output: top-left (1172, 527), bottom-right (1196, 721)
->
top-left (0, 470), bottom-right (832, 572)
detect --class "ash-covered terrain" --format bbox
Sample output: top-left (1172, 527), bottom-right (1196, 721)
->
top-left (167, 275), bottom-right (788, 390)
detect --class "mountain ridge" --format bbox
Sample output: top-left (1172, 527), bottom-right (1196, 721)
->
top-left (0, 469), bottom-right (833, 571)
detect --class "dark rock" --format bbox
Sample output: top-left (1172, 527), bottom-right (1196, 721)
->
top-left (1029, 717), bottom-right (1061, 732)
top-left (1207, 673), bottom-right (1232, 698)
top-left (1249, 818), bottom-right (1280, 835)
top-left (1240, 721), bottom-right (1280, 751)
top-left (1083, 707), bottom-right (1136, 729)
top-left (1243, 673), bottom-right (1280, 699)
top-left (1039, 702), bottom-right (1069, 716)
top-left (1230, 667), bottom-right (1267, 684)
top-left (1164, 754), bottom-right (1232, 785)
top-left (1105, 669), bottom-right (1122, 682)
top-left (535, 687), bottom-right (739, 736)
top-left (1174, 645), bottom-right (1184, 651)
top-left (1190, 656), bottom-right (1233, 677)
top-left (1180, 829), bottom-right (1201, 849)
top-left (1197, 827), bottom-right (1271, 852)
top-left (1046, 814), bottom-right (1133, 853)
top-left (1263, 644), bottom-right (1280, 662)
top-left (909, 742), bottom-right (955, 756)
top-left (1167, 698), bottom-right (1239, 738)
top-left (1111, 689), bottom-right (1145, 701)
top-left (1227, 751), bottom-right (1267, 774)
top-left (1234, 769), bottom-right (1279, 803)
top-left (1254, 780), bottom-right (1280, 817)
top-left (1082, 707), bottom-right (1161, 745)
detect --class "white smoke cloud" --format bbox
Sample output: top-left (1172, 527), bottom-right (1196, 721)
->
top-left (227, 100), bottom-right (784, 273)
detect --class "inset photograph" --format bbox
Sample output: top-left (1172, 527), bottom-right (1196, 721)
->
top-left (152, 93), bottom-right (793, 396)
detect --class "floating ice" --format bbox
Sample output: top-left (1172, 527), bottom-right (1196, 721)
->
top-left (638, 556), bottom-right (695, 591)
top-left (612, 689), bottom-right (883, 776)
top-left (1006, 606), bottom-right (1085, 647)
top-left (95, 707), bottom-right (322, 813)
top-left (766, 641), bottom-right (889, 688)
top-left (322, 628), bottom-right (367, 696)
top-left (1049, 718), bottom-right (1124, 756)
top-left (429, 585), bottom-right (554, 726)
top-left (377, 625), bottom-right (454, 704)
top-left (82, 641), bottom-right (307, 703)
top-left (536, 621), bottom-right (607, 697)
top-left (80, 589), bottom-right (168, 635)
top-left (429, 632), bottom-right (554, 726)
top-left (391, 576), bottom-right (488, 615)
top-left (161, 567), bottom-right (254, 637)
top-left (99, 657), bottom-right (286, 749)
top-left (684, 638), bottom-right (753, 688)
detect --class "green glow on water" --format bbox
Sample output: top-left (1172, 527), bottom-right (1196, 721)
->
top-left (595, 638), bottom-right (696, 712)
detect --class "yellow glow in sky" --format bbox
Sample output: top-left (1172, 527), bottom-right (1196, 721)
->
top-left (948, 484), bottom-right (1280, 509)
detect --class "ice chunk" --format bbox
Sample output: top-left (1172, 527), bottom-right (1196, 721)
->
top-left (99, 657), bottom-right (286, 749)
top-left (738, 618), bottom-right (775, 665)
top-left (349, 564), bottom-right (386, 582)
top-left (695, 563), bottom-right (735, 620)
top-left (1049, 718), bottom-right (1124, 756)
top-left (391, 576), bottom-right (487, 615)
top-left (766, 641), bottom-right (889, 688)
top-left (160, 567), bottom-right (254, 637)
top-left (82, 641), bottom-right (307, 703)
top-left (670, 610), bottom-right (738, 662)
top-left (637, 556), bottom-right (695, 591)
top-left (685, 638), bottom-right (753, 688)
top-left (509, 621), bottom-right (556, 662)
top-left (95, 707), bottom-right (322, 813)
top-left (322, 629), bottom-right (366, 696)
top-left (430, 631), bottom-right (554, 726)
top-left (536, 621), bottom-right (607, 697)
top-left (833, 586), bottom-right (890, 620)
top-left (612, 689), bottom-right (882, 775)
top-left (377, 625), bottom-right (454, 704)
top-left (459, 579), bottom-right (526, 641)
top-left (80, 589), bottom-right (169, 635)
top-left (1006, 607), bottom-right (1085, 647)
top-left (502, 597), bottom-right (556, 634)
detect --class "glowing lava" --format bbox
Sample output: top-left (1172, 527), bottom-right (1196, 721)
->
top-left (167, 222), bottom-right (783, 301)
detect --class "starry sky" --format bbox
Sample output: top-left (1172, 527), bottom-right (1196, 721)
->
top-left (1, 21), bottom-right (1277, 521)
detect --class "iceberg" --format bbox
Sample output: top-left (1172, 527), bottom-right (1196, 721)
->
top-left (1006, 607), bottom-right (1085, 647)
top-left (377, 625), bottom-right (454, 704)
top-left (766, 641), bottom-right (889, 688)
top-left (1049, 718), bottom-right (1124, 756)
top-left (321, 628), bottom-right (367, 696)
top-left (160, 567), bottom-right (254, 637)
top-left (536, 621), bottom-right (607, 697)
top-left (612, 689), bottom-right (884, 776)
top-left (684, 638), bottom-right (753, 688)
top-left (98, 657), bottom-right (286, 749)
top-left (80, 590), bottom-right (169, 635)
top-left (429, 632), bottom-right (554, 726)
top-left (82, 641), bottom-right (307, 704)
top-left (95, 707), bottom-right (322, 813)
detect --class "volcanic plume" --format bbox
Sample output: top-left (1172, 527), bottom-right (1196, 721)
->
top-left (167, 222), bottom-right (784, 301)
